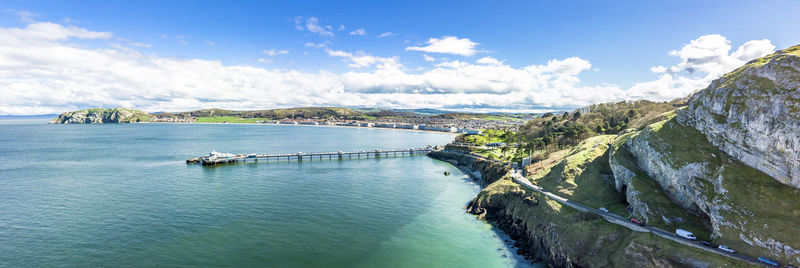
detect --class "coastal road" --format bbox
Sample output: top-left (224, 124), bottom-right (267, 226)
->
top-left (507, 170), bottom-right (766, 267)
top-left (435, 149), bottom-right (767, 266)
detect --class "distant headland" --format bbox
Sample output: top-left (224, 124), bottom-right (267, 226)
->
top-left (51, 106), bottom-right (535, 132)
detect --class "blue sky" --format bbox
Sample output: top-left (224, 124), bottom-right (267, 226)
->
top-left (1, 0), bottom-right (799, 114)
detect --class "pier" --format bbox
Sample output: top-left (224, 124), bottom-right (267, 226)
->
top-left (188, 147), bottom-right (436, 166)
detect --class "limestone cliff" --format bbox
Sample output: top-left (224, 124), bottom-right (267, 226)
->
top-left (51, 108), bottom-right (152, 124)
top-left (619, 113), bottom-right (800, 265)
top-left (430, 151), bottom-right (746, 267)
top-left (467, 179), bottom-right (744, 268)
top-left (612, 46), bottom-right (800, 265)
top-left (677, 45), bottom-right (800, 188)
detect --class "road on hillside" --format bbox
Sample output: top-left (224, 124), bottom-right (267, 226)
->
top-left (507, 169), bottom-right (766, 267)
top-left (434, 149), bottom-right (769, 267)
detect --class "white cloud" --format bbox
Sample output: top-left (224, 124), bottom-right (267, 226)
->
top-left (628, 34), bottom-right (775, 101)
top-left (293, 17), bottom-right (304, 30)
top-left (304, 41), bottom-right (328, 48)
top-left (337, 25), bottom-right (346, 31)
top-left (476, 57), bottom-right (503, 65)
top-left (295, 16), bottom-right (334, 37)
top-left (0, 22), bottom-right (111, 45)
top-left (128, 42), bottom-right (151, 48)
top-left (423, 54), bottom-right (435, 62)
top-left (205, 40), bottom-right (216, 47)
top-left (406, 36), bottom-right (478, 56)
top-left (650, 65), bottom-right (667, 73)
top-left (176, 35), bottom-right (188, 45)
top-left (4, 9), bottom-right (39, 23)
top-left (377, 32), bottom-right (394, 38)
top-left (349, 28), bottom-right (366, 36)
top-left (261, 49), bottom-right (289, 56)
top-left (325, 49), bottom-right (401, 69)
top-left (0, 21), bottom-right (623, 115)
top-left (0, 22), bottom-right (780, 115)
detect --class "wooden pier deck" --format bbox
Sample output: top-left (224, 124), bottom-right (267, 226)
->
top-left (189, 147), bottom-right (435, 166)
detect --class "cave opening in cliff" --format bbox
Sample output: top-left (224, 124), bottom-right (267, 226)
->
top-left (620, 184), bottom-right (630, 206)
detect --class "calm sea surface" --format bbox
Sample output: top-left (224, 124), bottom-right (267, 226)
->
top-left (0, 120), bottom-right (534, 267)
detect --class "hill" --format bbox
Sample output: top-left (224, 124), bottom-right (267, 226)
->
top-left (460, 44), bottom-right (800, 266)
top-left (51, 108), bottom-right (152, 124)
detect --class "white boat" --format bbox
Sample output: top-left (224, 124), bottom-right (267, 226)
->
top-left (207, 150), bottom-right (235, 159)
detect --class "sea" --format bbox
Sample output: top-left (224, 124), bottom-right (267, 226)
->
top-left (0, 119), bottom-right (539, 267)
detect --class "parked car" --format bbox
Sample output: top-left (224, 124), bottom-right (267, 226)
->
top-left (675, 229), bottom-right (697, 240)
top-left (630, 218), bottom-right (644, 226)
top-left (599, 207), bottom-right (609, 213)
top-left (717, 245), bottom-right (735, 253)
top-left (700, 241), bottom-right (718, 248)
top-left (757, 257), bottom-right (779, 267)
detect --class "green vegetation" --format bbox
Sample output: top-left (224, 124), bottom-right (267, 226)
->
top-left (456, 129), bottom-right (515, 146)
top-left (527, 135), bottom-right (627, 211)
top-left (193, 116), bottom-right (271, 123)
top-left (168, 107), bottom-right (362, 120)
top-left (454, 129), bottom-right (518, 160)
top-left (473, 176), bottom-right (748, 267)
top-left (641, 117), bottom-right (800, 261)
top-left (152, 106), bottom-right (535, 123)
top-left (434, 112), bottom-right (531, 122)
top-left (78, 107), bottom-right (152, 122)
top-left (515, 100), bottom-right (685, 157)
top-left (610, 131), bottom-right (711, 238)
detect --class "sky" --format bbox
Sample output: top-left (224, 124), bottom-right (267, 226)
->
top-left (1, 0), bottom-right (799, 115)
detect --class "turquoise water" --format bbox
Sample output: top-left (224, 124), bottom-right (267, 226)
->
top-left (0, 120), bottom-right (532, 267)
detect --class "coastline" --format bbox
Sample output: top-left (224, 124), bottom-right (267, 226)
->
top-left (139, 121), bottom-right (462, 135)
top-left (429, 152), bottom-right (542, 266)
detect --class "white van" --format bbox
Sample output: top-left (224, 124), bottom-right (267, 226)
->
top-left (675, 229), bottom-right (696, 240)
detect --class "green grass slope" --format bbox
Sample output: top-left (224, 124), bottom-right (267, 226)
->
top-left (632, 116), bottom-right (800, 264)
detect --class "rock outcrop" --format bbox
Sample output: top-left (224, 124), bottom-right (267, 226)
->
top-left (431, 150), bottom-right (742, 267)
top-left (51, 108), bottom-right (152, 124)
top-left (427, 148), bottom-right (511, 186)
top-left (621, 115), bottom-right (800, 264)
top-left (611, 46), bottom-right (800, 265)
top-left (677, 45), bottom-right (800, 189)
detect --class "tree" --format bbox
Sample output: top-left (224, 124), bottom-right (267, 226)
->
top-left (500, 146), bottom-right (510, 157)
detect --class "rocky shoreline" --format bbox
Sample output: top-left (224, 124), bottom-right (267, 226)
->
top-left (427, 150), bottom-right (553, 265)
top-left (428, 148), bottom-right (747, 268)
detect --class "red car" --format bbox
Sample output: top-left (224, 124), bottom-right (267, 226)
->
top-left (630, 218), bottom-right (644, 226)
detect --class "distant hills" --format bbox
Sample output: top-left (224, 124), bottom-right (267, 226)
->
top-left (51, 106), bottom-right (537, 124)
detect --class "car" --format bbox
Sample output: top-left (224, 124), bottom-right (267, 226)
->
top-left (599, 207), bottom-right (609, 213)
top-left (757, 257), bottom-right (779, 266)
top-left (700, 241), bottom-right (718, 248)
top-left (717, 245), bottom-right (735, 253)
top-left (675, 229), bottom-right (697, 240)
top-left (630, 218), bottom-right (644, 226)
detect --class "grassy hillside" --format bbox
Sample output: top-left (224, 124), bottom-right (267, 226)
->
top-left (634, 116), bottom-right (800, 262)
top-left (527, 135), bottom-right (624, 209)
top-left (168, 107), bottom-right (362, 120)
top-left (472, 177), bottom-right (749, 267)
top-left (516, 100), bottom-right (685, 152)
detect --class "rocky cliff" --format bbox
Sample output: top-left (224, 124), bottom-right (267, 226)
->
top-left (613, 46), bottom-right (800, 265)
top-left (430, 149), bottom-right (745, 267)
top-left (427, 149), bottom-right (511, 186)
top-left (619, 113), bottom-right (800, 264)
top-left (51, 108), bottom-right (152, 124)
top-left (677, 45), bottom-right (800, 189)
